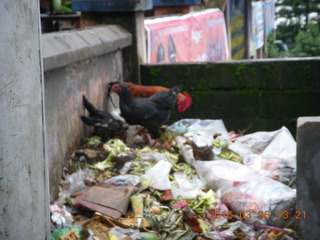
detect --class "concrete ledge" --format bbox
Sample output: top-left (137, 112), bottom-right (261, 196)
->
top-left (42, 25), bottom-right (132, 71)
top-left (72, 0), bottom-right (153, 12)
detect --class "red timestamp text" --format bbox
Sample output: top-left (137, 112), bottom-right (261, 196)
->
top-left (238, 211), bottom-right (271, 219)
top-left (277, 210), bottom-right (306, 219)
top-left (208, 210), bottom-right (272, 220)
top-left (208, 210), bottom-right (234, 219)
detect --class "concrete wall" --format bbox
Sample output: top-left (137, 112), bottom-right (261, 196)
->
top-left (0, 1), bottom-right (50, 239)
top-left (141, 58), bottom-right (320, 137)
top-left (42, 26), bottom-right (131, 200)
top-left (296, 117), bottom-right (320, 240)
top-left (80, 11), bottom-right (147, 83)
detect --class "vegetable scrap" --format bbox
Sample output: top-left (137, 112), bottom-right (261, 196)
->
top-left (51, 119), bottom-right (297, 240)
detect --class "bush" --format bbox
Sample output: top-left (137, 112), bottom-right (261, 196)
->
top-left (291, 24), bottom-right (320, 57)
top-left (264, 34), bottom-right (290, 58)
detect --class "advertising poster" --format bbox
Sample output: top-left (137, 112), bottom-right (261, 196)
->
top-left (265, 0), bottom-right (275, 36)
top-left (145, 9), bottom-right (229, 63)
top-left (250, 2), bottom-right (256, 57)
top-left (252, 1), bottom-right (265, 50)
top-left (229, 0), bottom-right (247, 60)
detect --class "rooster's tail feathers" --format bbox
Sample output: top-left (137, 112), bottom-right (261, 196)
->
top-left (82, 95), bottom-right (99, 115)
top-left (80, 115), bottom-right (96, 126)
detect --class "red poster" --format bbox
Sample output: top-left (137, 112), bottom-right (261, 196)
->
top-left (145, 9), bottom-right (229, 63)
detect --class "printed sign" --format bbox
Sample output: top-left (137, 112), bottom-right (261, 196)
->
top-left (265, 0), bottom-right (275, 36)
top-left (253, 1), bottom-right (265, 49)
top-left (145, 9), bottom-right (229, 63)
top-left (229, 0), bottom-right (247, 59)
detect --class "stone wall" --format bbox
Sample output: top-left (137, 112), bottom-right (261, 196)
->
top-left (141, 58), bottom-right (320, 137)
top-left (42, 25), bottom-right (131, 200)
top-left (0, 1), bottom-right (50, 238)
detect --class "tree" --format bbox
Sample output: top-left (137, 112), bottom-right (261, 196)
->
top-left (291, 24), bottom-right (320, 57)
top-left (275, 0), bottom-right (320, 50)
top-left (264, 34), bottom-right (290, 58)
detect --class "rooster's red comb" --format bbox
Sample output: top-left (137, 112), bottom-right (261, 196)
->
top-left (177, 92), bottom-right (192, 112)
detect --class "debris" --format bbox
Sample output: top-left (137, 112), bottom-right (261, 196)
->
top-left (74, 184), bottom-right (138, 219)
top-left (179, 203), bottom-right (203, 233)
top-left (105, 174), bottom-right (140, 186)
top-left (171, 172), bottom-right (203, 199)
top-left (51, 226), bottom-right (84, 240)
top-left (107, 226), bottom-right (141, 240)
top-left (142, 160), bottom-right (172, 190)
top-left (54, 119), bottom-right (298, 240)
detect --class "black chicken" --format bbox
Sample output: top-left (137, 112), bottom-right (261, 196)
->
top-left (109, 82), bottom-right (181, 139)
top-left (80, 95), bottom-right (122, 141)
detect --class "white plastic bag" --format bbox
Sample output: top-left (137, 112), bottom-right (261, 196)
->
top-left (105, 174), bottom-right (140, 186)
top-left (222, 175), bottom-right (296, 226)
top-left (242, 155), bottom-right (295, 184)
top-left (194, 160), bottom-right (258, 192)
top-left (229, 126), bottom-right (296, 169)
top-left (193, 159), bottom-right (296, 227)
top-left (142, 160), bottom-right (172, 190)
top-left (169, 119), bottom-right (228, 147)
top-left (175, 136), bottom-right (196, 165)
top-left (171, 172), bottom-right (203, 199)
top-left (57, 168), bottom-right (96, 205)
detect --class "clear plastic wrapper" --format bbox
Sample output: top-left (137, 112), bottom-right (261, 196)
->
top-left (105, 174), bottom-right (140, 186)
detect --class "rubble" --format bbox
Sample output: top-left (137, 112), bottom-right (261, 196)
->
top-left (51, 119), bottom-right (298, 240)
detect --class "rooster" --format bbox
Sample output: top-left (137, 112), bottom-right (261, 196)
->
top-left (123, 82), bottom-right (192, 113)
top-left (109, 82), bottom-right (181, 139)
top-left (80, 95), bottom-right (123, 141)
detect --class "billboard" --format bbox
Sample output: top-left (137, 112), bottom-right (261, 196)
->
top-left (252, 1), bottom-right (265, 49)
top-left (265, 0), bottom-right (275, 36)
top-left (229, 0), bottom-right (247, 59)
top-left (145, 9), bottom-right (229, 63)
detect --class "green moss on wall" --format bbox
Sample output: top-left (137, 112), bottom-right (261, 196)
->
top-left (141, 58), bottom-right (320, 137)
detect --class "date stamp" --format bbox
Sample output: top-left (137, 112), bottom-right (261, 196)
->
top-left (208, 210), bottom-right (307, 220)
top-left (277, 210), bottom-right (306, 220)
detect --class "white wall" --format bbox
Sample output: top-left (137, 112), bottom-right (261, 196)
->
top-left (0, 1), bottom-right (50, 239)
top-left (41, 26), bottom-right (131, 200)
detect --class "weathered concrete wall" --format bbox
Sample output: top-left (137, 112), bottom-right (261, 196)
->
top-left (141, 58), bottom-right (320, 137)
top-left (80, 11), bottom-right (147, 83)
top-left (42, 26), bottom-right (131, 200)
top-left (296, 117), bottom-right (320, 240)
top-left (0, 1), bottom-right (50, 239)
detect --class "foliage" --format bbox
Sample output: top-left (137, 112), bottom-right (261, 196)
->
top-left (264, 34), bottom-right (290, 58)
top-left (291, 24), bottom-right (320, 57)
top-left (275, 0), bottom-right (320, 51)
top-left (275, 23), bottom-right (301, 50)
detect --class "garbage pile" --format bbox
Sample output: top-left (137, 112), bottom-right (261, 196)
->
top-left (51, 119), bottom-right (298, 240)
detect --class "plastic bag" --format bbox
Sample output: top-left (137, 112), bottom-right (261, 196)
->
top-left (175, 136), bottom-right (196, 165)
top-left (57, 168), bottom-right (96, 205)
top-left (206, 189), bottom-right (230, 227)
top-left (50, 205), bottom-right (74, 231)
top-left (169, 119), bottom-right (228, 147)
top-left (194, 160), bottom-right (258, 192)
top-left (108, 226), bottom-right (140, 240)
top-left (105, 174), bottom-right (140, 186)
top-left (228, 126), bottom-right (297, 183)
top-left (194, 159), bottom-right (296, 226)
top-left (243, 155), bottom-right (295, 184)
top-left (171, 172), bottom-right (203, 199)
top-left (222, 175), bottom-right (296, 226)
top-left (229, 126), bottom-right (296, 169)
top-left (142, 160), bottom-right (172, 190)
top-left (138, 147), bottom-right (179, 165)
